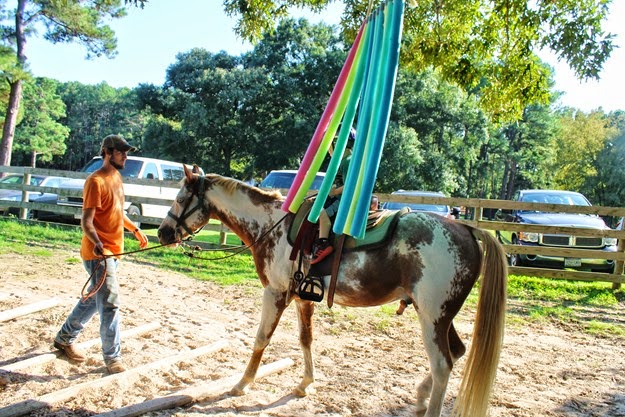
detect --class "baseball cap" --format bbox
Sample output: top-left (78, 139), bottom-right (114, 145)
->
top-left (100, 134), bottom-right (136, 153)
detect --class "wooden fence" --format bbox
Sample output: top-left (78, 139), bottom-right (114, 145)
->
top-left (2, 166), bottom-right (624, 287)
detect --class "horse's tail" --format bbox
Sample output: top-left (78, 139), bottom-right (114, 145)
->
top-left (452, 228), bottom-right (508, 417)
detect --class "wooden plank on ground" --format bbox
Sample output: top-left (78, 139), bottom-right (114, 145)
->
top-left (0, 298), bottom-right (61, 322)
top-left (0, 340), bottom-right (230, 417)
top-left (96, 357), bottom-right (295, 417)
top-left (0, 321), bottom-right (161, 373)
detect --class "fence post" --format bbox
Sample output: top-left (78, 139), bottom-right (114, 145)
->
top-left (19, 172), bottom-right (31, 220)
top-left (613, 220), bottom-right (624, 290)
top-left (219, 223), bottom-right (228, 247)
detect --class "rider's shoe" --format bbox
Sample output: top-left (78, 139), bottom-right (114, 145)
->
top-left (310, 239), bottom-right (333, 264)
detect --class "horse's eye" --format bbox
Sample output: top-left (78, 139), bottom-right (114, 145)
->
top-left (176, 196), bottom-right (185, 204)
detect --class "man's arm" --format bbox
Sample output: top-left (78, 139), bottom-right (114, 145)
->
top-left (81, 207), bottom-right (104, 256)
top-left (123, 215), bottom-right (149, 248)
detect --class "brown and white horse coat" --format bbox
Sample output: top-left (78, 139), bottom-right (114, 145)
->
top-left (158, 167), bottom-right (508, 417)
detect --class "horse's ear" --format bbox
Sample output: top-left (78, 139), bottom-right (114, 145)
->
top-left (192, 164), bottom-right (200, 174)
top-left (184, 164), bottom-right (193, 182)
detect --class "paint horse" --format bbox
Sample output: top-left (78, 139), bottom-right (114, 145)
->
top-left (158, 166), bottom-right (508, 417)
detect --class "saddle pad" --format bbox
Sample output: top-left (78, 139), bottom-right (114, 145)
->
top-left (342, 208), bottom-right (409, 252)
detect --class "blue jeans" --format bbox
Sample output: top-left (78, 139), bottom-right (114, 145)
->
top-left (55, 258), bottom-right (121, 363)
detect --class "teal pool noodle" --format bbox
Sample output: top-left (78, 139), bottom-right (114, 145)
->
top-left (309, 21), bottom-right (372, 224)
top-left (282, 23), bottom-right (366, 212)
top-left (342, 3), bottom-right (389, 235)
top-left (333, 8), bottom-right (382, 234)
top-left (351, 0), bottom-right (404, 237)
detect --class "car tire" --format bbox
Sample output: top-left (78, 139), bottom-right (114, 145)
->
top-left (508, 236), bottom-right (524, 267)
top-left (127, 204), bottom-right (141, 228)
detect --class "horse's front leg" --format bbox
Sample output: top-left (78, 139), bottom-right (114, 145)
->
top-left (231, 287), bottom-right (288, 396)
top-left (293, 298), bottom-right (315, 397)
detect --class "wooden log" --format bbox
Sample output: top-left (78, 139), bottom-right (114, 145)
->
top-left (0, 298), bottom-right (61, 322)
top-left (0, 339), bottom-right (230, 417)
top-left (96, 358), bottom-right (295, 417)
top-left (1, 321), bottom-right (161, 373)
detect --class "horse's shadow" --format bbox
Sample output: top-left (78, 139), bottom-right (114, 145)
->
top-left (152, 389), bottom-right (423, 417)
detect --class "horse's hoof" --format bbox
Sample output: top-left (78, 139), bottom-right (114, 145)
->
top-left (230, 385), bottom-right (247, 396)
top-left (293, 384), bottom-right (315, 397)
top-left (293, 386), bottom-right (308, 397)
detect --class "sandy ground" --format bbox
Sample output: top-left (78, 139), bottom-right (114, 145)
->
top-left (0, 249), bottom-right (624, 417)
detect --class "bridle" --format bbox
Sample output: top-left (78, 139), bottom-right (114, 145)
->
top-left (166, 175), bottom-right (210, 240)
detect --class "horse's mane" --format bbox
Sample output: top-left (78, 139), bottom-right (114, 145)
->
top-left (205, 174), bottom-right (284, 203)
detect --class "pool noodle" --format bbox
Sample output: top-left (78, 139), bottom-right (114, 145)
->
top-left (307, 21), bottom-right (372, 223)
top-left (335, 5), bottom-right (386, 234)
top-left (288, 25), bottom-right (368, 214)
top-left (350, 0), bottom-right (404, 237)
top-left (282, 24), bottom-right (366, 213)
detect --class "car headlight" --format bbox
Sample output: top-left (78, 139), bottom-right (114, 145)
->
top-left (603, 237), bottom-right (617, 246)
top-left (518, 231), bottom-right (539, 243)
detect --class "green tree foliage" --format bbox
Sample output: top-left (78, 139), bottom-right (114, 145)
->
top-left (223, 0), bottom-right (615, 121)
top-left (12, 77), bottom-right (69, 167)
top-left (0, 0), bottom-right (127, 169)
top-left (593, 114), bottom-right (625, 207)
top-left (497, 104), bottom-right (559, 199)
top-left (54, 81), bottom-right (143, 170)
top-left (389, 69), bottom-right (491, 196)
top-left (138, 19), bottom-right (346, 178)
top-left (553, 109), bottom-right (619, 203)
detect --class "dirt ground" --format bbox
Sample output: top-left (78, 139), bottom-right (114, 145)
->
top-left (1, 249), bottom-right (624, 417)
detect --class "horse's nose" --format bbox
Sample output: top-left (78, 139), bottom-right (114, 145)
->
top-left (157, 226), bottom-right (174, 244)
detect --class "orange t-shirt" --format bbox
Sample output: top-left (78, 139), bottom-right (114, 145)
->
top-left (80, 170), bottom-right (126, 260)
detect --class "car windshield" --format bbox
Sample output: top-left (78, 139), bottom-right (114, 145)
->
top-left (260, 172), bottom-right (325, 190)
top-left (384, 201), bottom-right (449, 213)
top-left (82, 159), bottom-right (143, 178)
top-left (520, 192), bottom-right (590, 212)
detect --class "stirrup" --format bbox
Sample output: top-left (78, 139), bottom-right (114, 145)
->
top-left (297, 274), bottom-right (324, 302)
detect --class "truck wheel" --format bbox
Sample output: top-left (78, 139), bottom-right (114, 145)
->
top-left (127, 204), bottom-right (141, 228)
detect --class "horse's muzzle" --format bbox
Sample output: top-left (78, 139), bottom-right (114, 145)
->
top-left (157, 226), bottom-right (179, 246)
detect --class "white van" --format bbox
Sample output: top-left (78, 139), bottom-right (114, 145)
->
top-left (57, 156), bottom-right (203, 226)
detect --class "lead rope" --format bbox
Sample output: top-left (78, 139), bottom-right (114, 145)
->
top-left (80, 242), bottom-right (171, 302)
top-left (180, 213), bottom-right (290, 261)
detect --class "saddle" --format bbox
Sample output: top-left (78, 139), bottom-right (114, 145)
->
top-left (287, 200), bottom-right (408, 306)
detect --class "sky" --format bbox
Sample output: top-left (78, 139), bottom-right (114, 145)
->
top-left (23, 0), bottom-right (625, 113)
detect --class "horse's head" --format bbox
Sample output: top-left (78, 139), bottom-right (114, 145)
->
top-left (158, 164), bottom-right (210, 245)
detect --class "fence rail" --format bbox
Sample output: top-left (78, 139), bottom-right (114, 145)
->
top-left (2, 166), bottom-right (624, 286)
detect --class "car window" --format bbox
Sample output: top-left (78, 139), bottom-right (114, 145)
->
top-left (0, 175), bottom-right (24, 184)
top-left (81, 158), bottom-right (143, 178)
top-left (162, 164), bottom-right (184, 181)
top-left (143, 162), bottom-right (159, 180)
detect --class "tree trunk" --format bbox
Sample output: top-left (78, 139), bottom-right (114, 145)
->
top-left (0, 0), bottom-right (27, 173)
top-left (30, 150), bottom-right (37, 168)
top-left (0, 80), bottom-right (23, 168)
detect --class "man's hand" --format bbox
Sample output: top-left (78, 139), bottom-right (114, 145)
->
top-left (93, 241), bottom-right (105, 257)
top-left (133, 229), bottom-right (149, 248)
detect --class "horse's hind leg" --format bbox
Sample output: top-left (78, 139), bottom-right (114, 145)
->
top-left (415, 323), bottom-right (464, 417)
top-left (231, 287), bottom-right (288, 396)
top-left (293, 299), bottom-right (315, 397)
top-left (416, 315), bottom-right (458, 417)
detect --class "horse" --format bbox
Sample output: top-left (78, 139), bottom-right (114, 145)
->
top-left (157, 166), bottom-right (508, 417)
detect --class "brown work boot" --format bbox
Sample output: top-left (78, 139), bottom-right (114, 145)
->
top-left (106, 359), bottom-right (126, 374)
top-left (54, 341), bottom-right (87, 362)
